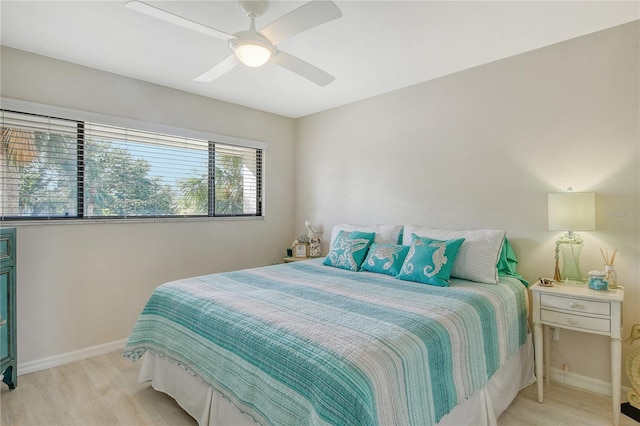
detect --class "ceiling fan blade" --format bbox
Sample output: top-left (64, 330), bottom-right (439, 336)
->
top-left (125, 1), bottom-right (234, 41)
top-left (194, 54), bottom-right (239, 82)
top-left (271, 51), bottom-right (335, 86)
top-left (260, 0), bottom-right (342, 46)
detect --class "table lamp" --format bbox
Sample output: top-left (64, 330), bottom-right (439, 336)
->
top-left (548, 189), bottom-right (596, 282)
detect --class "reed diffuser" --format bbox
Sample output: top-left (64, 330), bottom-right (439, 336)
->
top-left (600, 248), bottom-right (618, 289)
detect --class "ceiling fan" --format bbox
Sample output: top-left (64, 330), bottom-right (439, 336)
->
top-left (125, 0), bottom-right (342, 86)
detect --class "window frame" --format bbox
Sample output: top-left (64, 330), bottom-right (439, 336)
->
top-left (0, 98), bottom-right (267, 224)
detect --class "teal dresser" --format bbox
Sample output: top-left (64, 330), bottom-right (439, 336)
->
top-left (1, 228), bottom-right (16, 389)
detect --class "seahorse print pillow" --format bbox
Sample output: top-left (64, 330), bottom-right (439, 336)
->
top-left (361, 243), bottom-right (410, 276)
top-left (396, 234), bottom-right (465, 287)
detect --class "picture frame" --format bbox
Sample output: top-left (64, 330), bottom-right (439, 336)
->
top-left (293, 242), bottom-right (309, 258)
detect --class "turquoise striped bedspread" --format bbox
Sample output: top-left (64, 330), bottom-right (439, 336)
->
top-left (124, 259), bottom-right (527, 426)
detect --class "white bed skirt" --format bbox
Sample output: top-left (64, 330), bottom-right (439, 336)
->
top-left (139, 334), bottom-right (535, 426)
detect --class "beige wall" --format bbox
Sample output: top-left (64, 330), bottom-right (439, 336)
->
top-left (296, 21), bottom-right (639, 387)
top-left (0, 46), bottom-right (297, 365)
top-left (2, 20), bottom-right (639, 391)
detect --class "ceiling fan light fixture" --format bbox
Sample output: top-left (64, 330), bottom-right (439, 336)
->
top-left (230, 31), bottom-right (274, 67)
top-left (126, 0), bottom-right (342, 85)
top-left (233, 43), bottom-right (272, 67)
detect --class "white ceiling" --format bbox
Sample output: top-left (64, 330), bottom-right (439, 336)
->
top-left (1, 1), bottom-right (638, 118)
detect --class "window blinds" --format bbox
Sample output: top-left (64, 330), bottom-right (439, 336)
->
top-left (0, 109), bottom-right (262, 219)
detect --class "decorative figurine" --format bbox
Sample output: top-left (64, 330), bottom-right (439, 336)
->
top-left (305, 220), bottom-right (322, 239)
top-left (294, 235), bottom-right (310, 244)
top-left (309, 237), bottom-right (321, 257)
top-left (291, 222), bottom-right (322, 258)
top-left (587, 270), bottom-right (608, 291)
top-left (292, 221), bottom-right (321, 257)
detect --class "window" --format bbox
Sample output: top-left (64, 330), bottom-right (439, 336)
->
top-left (0, 109), bottom-right (263, 220)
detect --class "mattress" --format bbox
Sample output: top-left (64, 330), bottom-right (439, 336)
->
top-left (140, 335), bottom-right (534, 426)
top-left (124, 258), bottom-right (532, 426)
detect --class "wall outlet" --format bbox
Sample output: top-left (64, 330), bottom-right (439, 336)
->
top-left (552, 327), bottom-right (560, 341)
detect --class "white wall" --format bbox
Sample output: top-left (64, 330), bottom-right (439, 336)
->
top-left (296, 22), bottom-right (640, 387)
top-left (0, 46), bottom-right (297, 367)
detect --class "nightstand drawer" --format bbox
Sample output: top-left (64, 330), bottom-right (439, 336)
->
top-left (540, 309), bottom-right (611, 333)
top-left (540, 293), bottom-right (610, 316)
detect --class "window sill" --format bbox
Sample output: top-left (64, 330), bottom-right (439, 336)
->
top-left (1, 215), bottom-right (266, 226)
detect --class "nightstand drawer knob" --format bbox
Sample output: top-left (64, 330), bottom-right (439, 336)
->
top-left (569, 302), bottom-right (578, 309)
top-left (568, 317), bottom-right (578, 325)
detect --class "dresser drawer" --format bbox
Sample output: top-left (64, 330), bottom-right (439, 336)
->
top-left (540, 293), bottom-right (610, 316)
top-left (540, 309), bottom-right (611, 333)
top-left (0, 234), bottom-right (14, 264)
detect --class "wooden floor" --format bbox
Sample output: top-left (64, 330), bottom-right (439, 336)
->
top-left (1, 351), bottom-right (637, 425)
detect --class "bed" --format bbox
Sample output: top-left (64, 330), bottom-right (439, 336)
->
top-left (124, 225), bottom-right (535, 426)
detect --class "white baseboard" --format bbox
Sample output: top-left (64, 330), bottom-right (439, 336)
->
top-left (17, 338), bottom-right (127, 376)
top-left (15, 342), bottom-right (633, 401)
top-left (550, 366), bottom-right (631, 399)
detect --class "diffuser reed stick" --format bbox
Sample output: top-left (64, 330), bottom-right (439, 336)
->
top-left (600, 248), bottom-right (618, 266)
top-left (600, 248), bottom-right (618, 288)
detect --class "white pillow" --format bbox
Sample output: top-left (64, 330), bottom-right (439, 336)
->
top-left (402, 226), bottom-right (506, 284)
top-left (330, 224), bottom-right (403, 246)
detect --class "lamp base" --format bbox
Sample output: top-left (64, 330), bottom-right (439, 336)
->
top-left (560, 279), bottom-right (587, 286)
top-left (559, 242), bottom-right (585, 282)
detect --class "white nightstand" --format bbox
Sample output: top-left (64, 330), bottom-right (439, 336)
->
top-left (531, 281), bottom-right (624, 426)
top-left (283, 256), bottom-right (307, 263)
top-left (283, 256), bottom-right (321, 263)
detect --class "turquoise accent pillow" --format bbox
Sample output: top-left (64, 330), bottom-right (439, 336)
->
top-left (323, 230), bottom-right (375, 271)
top-left (497, 237), bottom-right (529, 287)
top-left (361, 243), bottom-right (410, 276)
top-left (396, 235), bottom-right (465, 287)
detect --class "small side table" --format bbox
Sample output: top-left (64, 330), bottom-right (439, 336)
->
top-left (531, 281), bottom-right (624, 426)
top-left (284, 256), bottom-right (320, 263)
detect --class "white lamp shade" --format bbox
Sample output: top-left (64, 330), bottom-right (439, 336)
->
top-left (548, 192), bottom-right (596, 231)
